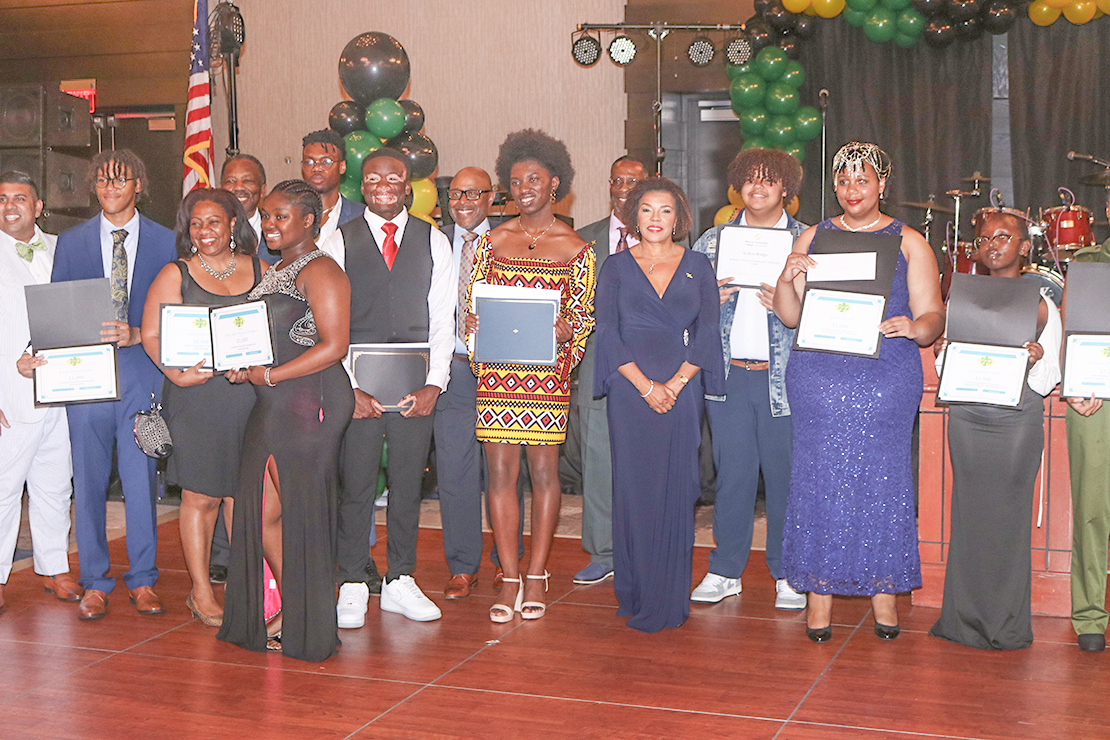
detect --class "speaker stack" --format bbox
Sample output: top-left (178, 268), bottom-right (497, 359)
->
top-left (0, 84), bottom-right (93, 234)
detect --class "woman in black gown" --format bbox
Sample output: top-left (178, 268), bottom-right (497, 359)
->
top-left (217, 180), bottom-right (353, 662)
top-left (593, 177), bottom-right (724, 632)
top-left (141, 188), bottom-right (260, 627)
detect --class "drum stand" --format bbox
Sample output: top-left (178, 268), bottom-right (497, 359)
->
top-left (945, 174), bottom-right (984, 268)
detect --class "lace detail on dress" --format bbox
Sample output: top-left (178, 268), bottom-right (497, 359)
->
top-left (248, 250), bottom-right (329, 347)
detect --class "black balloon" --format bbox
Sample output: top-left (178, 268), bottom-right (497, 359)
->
top-left (923, 18), bottom-right (957, 47)
top-left (387, 131), bottom-right (439, 180)
top-left (912, 0), bottom-right (947, 17)
top-left (779, 36), bottom-right (800, 59)
top-left (747, 18), bottom-right (774, 52)
top-left (338, 32), bottom-right (411, 105)
top-left (982, 0), bottom-right (1017, 34)
top-left (956, 14), bottom-right (983, 39)
top-left (947, 0), bottom-right (982, 23)
top-left (754, 0), bottom-right (772, 15)
top-left (792, 15), bottom-right (817, 39)
top-left (765, 3), bottom-right (797, 33)
top-left (328, 101), bottom-right (366, 136)
top-left (399, 99), bottom-right (425, 134)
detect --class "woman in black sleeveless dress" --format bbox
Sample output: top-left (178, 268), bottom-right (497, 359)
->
top-left (142, 188), bottom-right (260, 627)
top-left (217, 181), bottom-right (353, 662)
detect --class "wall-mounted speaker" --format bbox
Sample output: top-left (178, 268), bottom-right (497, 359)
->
top-left (0, 148), bottom-right (90, 210)
top-left (0, 85), bottom-right (92, 149)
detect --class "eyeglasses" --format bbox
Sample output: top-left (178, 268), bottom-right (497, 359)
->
top-left (448, 188), bottom-right (493, 201)
top-left (609, 177), bottom-right (639, 187)
top-left (301, 157), bottom-right (337, 169)
top-left (973, 234), bottom-right (1016, 249)
top-left (95, 176), bottom-right (136, 189)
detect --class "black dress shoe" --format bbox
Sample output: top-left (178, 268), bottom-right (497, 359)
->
top-left (1078, 633), bottom-right (1106, 652)
top-left (874, 622), bottom-right (901, 640)
top-left (365, 559), bottom-right (383, 595)
top-left (806, 626), bottom-right (832, 643)
top-left (209, 565), bottom-right (228, 585)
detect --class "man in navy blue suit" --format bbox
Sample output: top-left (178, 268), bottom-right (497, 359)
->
top-left (301, 129), bottom-right (361, 247)
top-left (50, 150), bottom-right (176, 620)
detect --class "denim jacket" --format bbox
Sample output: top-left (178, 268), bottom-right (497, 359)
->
top-left (692, 210), bottom-right (806, 417)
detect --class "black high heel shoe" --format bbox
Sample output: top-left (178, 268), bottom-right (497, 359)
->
top-left (874, 622), bottom-right (901, 640)
top-left (806, 626), bottom-right (832, 643)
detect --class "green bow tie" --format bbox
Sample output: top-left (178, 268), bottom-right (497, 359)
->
top-left (14, 236), bottom-right (45, 263)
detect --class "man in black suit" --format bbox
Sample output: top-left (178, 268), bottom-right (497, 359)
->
top-left (572, 156), bottom-right (646, 585)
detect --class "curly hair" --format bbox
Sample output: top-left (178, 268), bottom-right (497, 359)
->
top-left (269, 179), bottom-right (323, 239)
top-left (302, 129), bottom-right (346, 160)
top-left (87, 148), bottom-right (148, 197)
top-left (727, 148), bottom-right (803, 202)
top-left (173, 188), bottom-right (258, 259)
top-left (619, 177), bottom-right (694, 242)
top-left (495, 129), bottom-right (575, 201)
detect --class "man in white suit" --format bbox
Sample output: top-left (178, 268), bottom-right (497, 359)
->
top-left (0, 171), bottom-right (81, 612)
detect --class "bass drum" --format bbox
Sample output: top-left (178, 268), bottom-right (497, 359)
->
top-left (1021, 265), bottom-right (1064, 306)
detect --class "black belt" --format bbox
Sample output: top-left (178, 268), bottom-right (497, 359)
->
top-left (453, 352), bottom-right (469, 363)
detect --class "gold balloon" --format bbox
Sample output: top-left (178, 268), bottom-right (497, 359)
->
top-left (727, 186), bottom-right (745, 206)
top-left (1096, 0), bottom-right (1110, 14)
top-left (783, 0), bottom-right (812, 12)
top-left (1043, 0), bottom-right (1071, 7)
top-left (810, 0), bottom-right (846, 18)
top-left (410, 211), bottom-right (437, 226)
top-left (1028, 0), bottom-right (1063, 23)
top-left (714, 204), bottom-right (740, 227)
top-left (1063, 0), bottom-right (1097, 22)
top-left (786, 196), bottom-right (800, 217)
top-left (409, 177), bottom-right (437, 215)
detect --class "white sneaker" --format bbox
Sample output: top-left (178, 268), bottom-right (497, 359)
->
top-left (380, 575), bottom-right (442, 621)
top-left (337, 582), bottom-right (370, 629)
top-left (775, 579), bottom-right (807, 610)
top-left (690, 573), bottom-right (742, 603)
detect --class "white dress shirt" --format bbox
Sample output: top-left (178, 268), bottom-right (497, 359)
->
top-left (727, 210), bottom-right (788, 362)
top-left (98, 211), bottom-right (140, 296)
top-left (321, 208), bottom-right (456, 393)
top-left (452, 218), bottom-right (491, 355)
top-left (314, 195), bottom-right (344, 248)
top-left (607, 211), bottom-right (639, 255)
top-left (247, 209), bottom-right (262, 243)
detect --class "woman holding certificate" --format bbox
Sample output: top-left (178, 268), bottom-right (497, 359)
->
top-left (772, 142), bottom-right (944, 642)
top-left (929, 210), bottom-right (1061, 650)
top-left (465, 130), bottom-right (595, 623)
top-left (141, 188), bottom-right (260, 627)
top-left (593, 177), bottom-right (724, 632)
top-left (218, 180), bottom-right (353, 662)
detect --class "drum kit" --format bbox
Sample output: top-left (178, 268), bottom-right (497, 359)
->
top-left (901, 160), bottom-right (1110, 306)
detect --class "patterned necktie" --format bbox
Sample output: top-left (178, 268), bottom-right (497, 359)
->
top-left (457, 231), bottom-right (478, 342)
top-left (382, 222), bottom-right (399, 270)
top-left (616, 226), bottom-right (629, 252)
top-left (14, 235), bottom-right (46, 262)
top-left (110, 228), bottom-right (129, 322)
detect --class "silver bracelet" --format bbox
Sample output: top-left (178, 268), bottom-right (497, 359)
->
top-left (264, 367), bottom-right (276, 387)
top-left (640, 380), bottom-right (654, 398)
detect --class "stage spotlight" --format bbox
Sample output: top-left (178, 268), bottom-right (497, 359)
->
top-left (608, 35), bottom-right (637, 66)
top-left (687, 35), bottom-right (716, 67)
top-left (571, 33), bottom-right (602, 67)
top-left (725, 36), bottom-right (752, 66)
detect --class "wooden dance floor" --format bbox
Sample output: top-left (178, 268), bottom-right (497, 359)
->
top-left (0, 519), bottom-right (1107, 740)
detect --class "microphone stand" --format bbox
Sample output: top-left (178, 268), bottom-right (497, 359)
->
top-left (225, 48), bottom-right (240, 157)
top-left (819, 89), bottom-right (829, 223)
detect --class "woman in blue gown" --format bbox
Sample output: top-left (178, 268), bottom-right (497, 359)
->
top-left (772, 143), bottom-right (945, 642)
top-left (593, 177), bottom-right (724, 633)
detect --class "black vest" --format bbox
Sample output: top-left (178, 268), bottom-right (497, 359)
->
top-left (340, 214), bottom-right (434, 344)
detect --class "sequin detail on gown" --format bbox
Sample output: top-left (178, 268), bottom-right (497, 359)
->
top-left (249, 250), bottom-right (328, 347)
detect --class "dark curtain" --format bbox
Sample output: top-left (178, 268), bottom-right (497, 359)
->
top-left (1008, 18), bottom-right (1110, 220)
top-left (794, 23), bottom-right (993, 250)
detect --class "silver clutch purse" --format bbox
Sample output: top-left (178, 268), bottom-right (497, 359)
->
top-left (134, 393), bottom-right (173, 459)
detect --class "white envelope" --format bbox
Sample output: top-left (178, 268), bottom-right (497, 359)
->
top-left (807, 252), bottom-right (877, 282)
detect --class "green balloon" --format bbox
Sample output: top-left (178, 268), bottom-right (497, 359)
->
top-left (741, 136), bottom-right (769, 151)
top-left (765, 82), bottom-right (800, 116)
top-left (845, 8), bottom-right (867, 26)
top-left (730, 72), bottom-right (766, 110)
top-left (779, 60), bottom-right (805, 89)
top-left (726, 62), bottom-right (753, 79)
top-left (739, 108), bottom-right (770, 138)
top-left (896, 8), bottom-right (924, 36)
top-left (846, 0), bottom-right (879, 10)
top-left (365, 97), bottom-right (406, 140)
top-left (893, 33), bottom-right (918, 48)
top-left (785, 142), bottom-right (806, 164)
top-left (881, 0), bottom-right (913, 10)
top-left (863, 8), bottom-right (897, 43)
top-left (793, 106), bottom-right (822, 142)
top-left (339, 173), bottom-right (364, 204)
top-left (344, 130), bottom-right (381, 175)
top-left (754, 46), bottom-right (788, 83)
top-left (764, 115), bottom-right (796, 149)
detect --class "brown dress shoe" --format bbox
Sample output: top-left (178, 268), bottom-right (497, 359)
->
top-left (43, 574), bottom-right (85, 602)
top-left (128, 586), bottom-right (165, 615)
top-left (78, 590), bottom-right (109, 620)
top-left (444, 573), bottom-right (478, 600)
top-left (493, 566), bottom-right (504, 591)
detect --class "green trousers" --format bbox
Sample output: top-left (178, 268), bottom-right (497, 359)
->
top-left (1068, 405), bottom-right (1110, 636)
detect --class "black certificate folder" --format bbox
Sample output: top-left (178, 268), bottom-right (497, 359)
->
top-left (26, 278), bottom-right (113, 350)
top-left (349, 343), bottom-right (430, 411)
top-left (473, 284), bottom-right (560, 366)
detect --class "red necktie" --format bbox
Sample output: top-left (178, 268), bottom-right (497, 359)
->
top-left (382, 222), bottom-right (399, 270)
top-left (616, 226), bottom-right (629, 252)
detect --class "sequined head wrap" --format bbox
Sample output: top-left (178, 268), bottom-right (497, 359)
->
top-left (832, 142), bottom-right (892, 189)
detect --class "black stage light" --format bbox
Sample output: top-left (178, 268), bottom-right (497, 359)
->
top-left (571, 33), bottom-right (602, 67)
top-left (608, 34), bottom-right (637, 66)
top-left (725, 36), bottom-right (752, 66)
top-left (687, 35), bottom-right (716, 67)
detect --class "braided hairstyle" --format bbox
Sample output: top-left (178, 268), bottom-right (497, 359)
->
top-left (269, 179), bottom-right (323, 238)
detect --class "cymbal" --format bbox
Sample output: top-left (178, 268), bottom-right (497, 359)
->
top-left (898, 199), bottom-right (955, 214)
top-left (961, 171), bottom-right (990, 183)
top-left (1081, 169), bottom-right (1110, 187)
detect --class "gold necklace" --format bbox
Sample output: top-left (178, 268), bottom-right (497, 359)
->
top-left (520, 216), bottom-right (557, 250)
top-left (838, 214), bottom-right (882, 232)
top-left (646, 244), bottom-right (676, 274)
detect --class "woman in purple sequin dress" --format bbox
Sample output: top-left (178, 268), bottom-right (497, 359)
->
top-left (772, 143), bottom-right (945, 643)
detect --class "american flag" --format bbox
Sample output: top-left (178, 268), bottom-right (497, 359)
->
top-left (183, 0), bottom-right (214, 195)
